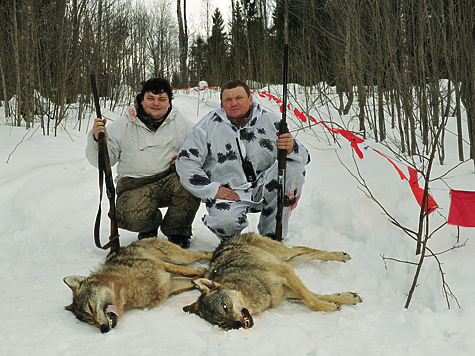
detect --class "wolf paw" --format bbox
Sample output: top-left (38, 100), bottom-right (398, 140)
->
top-left (322, 302), bottom-right (339, 312)
top-left (333, 251), bottom-right (351, 262)
top-left (308, 300), bottom-right (339, 312)
top-left (336, 292), bottom-right (363, 305)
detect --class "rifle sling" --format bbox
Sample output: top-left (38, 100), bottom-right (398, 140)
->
top-left (94, 137), bottom-right (120, 251)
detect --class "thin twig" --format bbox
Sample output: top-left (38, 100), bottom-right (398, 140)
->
top-left (381, 255), bottom-right (418, 265)
top-left (6, 126), bottom-right (40, 163)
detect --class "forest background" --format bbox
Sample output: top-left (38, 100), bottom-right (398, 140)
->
top-left (0, 0), bottom-right (474, 167)
top-left (1, 2), bottom-right (475, 352)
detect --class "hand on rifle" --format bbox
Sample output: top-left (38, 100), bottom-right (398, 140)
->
top-left (93, 118), bottom-right (107, 140)
top-left (276, 132), bottom-right (294, 154)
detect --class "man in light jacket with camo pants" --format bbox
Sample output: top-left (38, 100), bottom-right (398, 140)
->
top-left (86, 78), bottom-right (199, 248)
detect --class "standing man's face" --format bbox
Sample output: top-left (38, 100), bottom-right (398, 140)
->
top-left (141, 91), bottom-right (170, 121)
top-left (221, 86), bottom-right (252, 122)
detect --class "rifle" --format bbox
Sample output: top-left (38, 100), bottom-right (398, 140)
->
top-left (275, 3), bottom-right (290, 242)
top-left (90, 73), bottom-right (120, 252)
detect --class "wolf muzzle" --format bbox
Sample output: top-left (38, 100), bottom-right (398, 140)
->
top-left (233, 308), bottom-right (254, 329)
top-left (101, 303), bottom-right (120, 333)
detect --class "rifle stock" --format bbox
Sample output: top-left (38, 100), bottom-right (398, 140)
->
top-left (90, 73), bottom-right (120, 252)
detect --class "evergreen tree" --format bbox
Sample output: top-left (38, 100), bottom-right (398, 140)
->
top-left (206, 8), bottom-right (229, 86)
top-left (229, 1), bottom-right (248, 80)
top-left (189, 36), bottom-right (207, 87)
top-left (271, 0), bottom-right (330, 85)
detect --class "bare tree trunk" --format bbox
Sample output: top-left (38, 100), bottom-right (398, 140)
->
top-left (11, 0), bottom-right (22, 127)
top-left (24, 3), bottom-right (34, 129)
top-left (460, 0), bottom-right (475, 168)
top-left (244, 1), bottom-right (253, 80)
top-left (202, 0), bottom-right (211, 38)
top-left (442, 0), bottom-right (463, 162)
top-left (258, 0), bottom-right (270, 83)
top-left (374, 0), bottom-right (385, 142)
top-left (54, 0), bottom-right (68, 136)
top-left (177, 0), bottom-right (188, 87)
top-left (0, 42), bottom-right (10, 120)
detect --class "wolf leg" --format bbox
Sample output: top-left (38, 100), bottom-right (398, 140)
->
top-left (168, 278), bottom-right (196, 295)
top-left (162, 248), bottom-right (212, 265)
top-left (238, 233), bottom-right (350, 266)
top-left (161, 261), bottom-right (207, 278)
top-left (238, 232), bottom-right (301, 257)
top-left (275, 264), bottom-right (339, 312)
top-left (135, 238), bottom-right (212, 265)
top-left (313, 292), bottom-right (363, 305)
top-left (284, 248), bottom-right (351, 266)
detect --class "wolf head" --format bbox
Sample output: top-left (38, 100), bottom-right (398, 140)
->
top-left (63, 275), bottom-right (122, 334)
top-left (183, 278), bottom-right (254, 330)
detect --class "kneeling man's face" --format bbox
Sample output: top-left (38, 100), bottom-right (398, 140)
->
top-left (141, 91), bottom-right (170, 121)
top-left (222, 86), bottom-right (252, 121)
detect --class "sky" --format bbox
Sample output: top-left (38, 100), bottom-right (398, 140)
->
top-left (1, 83), bottom-right (474, 355)
top-left (138, 0), bottom-right (231, 33)
top-left (187, 0), bottom-right (232, 36)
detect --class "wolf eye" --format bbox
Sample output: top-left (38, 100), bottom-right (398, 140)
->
top-left (223, 303), bottom-right (227, 310)
top-left (87, 303), bottom-right (93, 313)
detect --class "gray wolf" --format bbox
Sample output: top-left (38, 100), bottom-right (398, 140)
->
top-left (64, 238), bottom-right (211, 333)
top-left (183, 232), bottom-right (362, 329)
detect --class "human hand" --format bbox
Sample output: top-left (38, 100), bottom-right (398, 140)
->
top-left (214, 187), bottom-right (240, 201)
top-left (93, 118), bottom-right (107, 140)
top-left (171, 154), bottom-right (178, 166)
top-left (276, 132), bottom-right (294, 154)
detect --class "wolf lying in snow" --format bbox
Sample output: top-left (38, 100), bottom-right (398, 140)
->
top-left (64, 238), bottom-right (211, 333)
top-left (183, 232), bottom-right (362, 329)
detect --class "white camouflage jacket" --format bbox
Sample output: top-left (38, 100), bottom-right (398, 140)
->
top-left (175, 102), bottom-right (310, 201)
top-left (86, 106), bottom-right (195, 181)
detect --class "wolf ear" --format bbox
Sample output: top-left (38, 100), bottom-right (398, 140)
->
top-left (63, 275), bottom-right (86, 291)
top-left (192, 278), bottom-right (220, 294)
top-left (183, 302), bottom-right (200, 315)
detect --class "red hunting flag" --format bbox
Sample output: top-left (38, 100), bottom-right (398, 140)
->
top-left (448, 190), bottom-right (475, 227)
top-left (407, 167), bottom-right (438, 213)
top-left (372, 149), bottom-right (408, 181)
top-left (293, 108), bottom-right (307, 123)
top-left (334, 129), bottom-right (365, 159)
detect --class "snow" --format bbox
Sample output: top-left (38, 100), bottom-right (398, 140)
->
top-left (1, 87), bottom-right (474, 356)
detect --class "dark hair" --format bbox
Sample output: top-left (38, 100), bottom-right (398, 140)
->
top-left (139, 77), bottom-right (173, 102)
top-left (220, 79), bottom-right (251, 100)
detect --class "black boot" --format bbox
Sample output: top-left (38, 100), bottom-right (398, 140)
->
top-left (138, 228), bottom-right (159, 240)
top-left (167, 235), bottom-right (191, 249)
top-left (265, 233), bottom-right (277, 241)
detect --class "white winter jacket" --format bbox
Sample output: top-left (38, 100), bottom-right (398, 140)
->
top-left (86, 106), bottom-right (195, 181)
top-left (175, 102), bottom-right (310, 201)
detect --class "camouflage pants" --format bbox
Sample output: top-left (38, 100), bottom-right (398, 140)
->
top-left (116, 172), bottom-right (200, 237)
top-left (202, 160), bottom-right (306, 240)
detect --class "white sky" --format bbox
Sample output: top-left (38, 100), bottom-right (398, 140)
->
top-left (139, 0), bottom-right (231, 36)
top-left (186, 0), bottom-right (232, 36)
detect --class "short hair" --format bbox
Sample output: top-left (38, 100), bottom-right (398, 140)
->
top-left (220, 79), bottom-right (251, 101)
top-left (140, 77), bottom-right (173, 102)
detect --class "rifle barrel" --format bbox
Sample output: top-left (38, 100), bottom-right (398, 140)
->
top-left (90, 74), bottom-right (102, 120)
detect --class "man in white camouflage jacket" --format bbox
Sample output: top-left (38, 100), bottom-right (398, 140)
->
top-left (176, 79), bottom-right (310, 241)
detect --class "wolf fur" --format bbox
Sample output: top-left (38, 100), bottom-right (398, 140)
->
top-left (183, 232), bottom-right (362, 329)
top-left (64, 238), bottom-right (212, 333)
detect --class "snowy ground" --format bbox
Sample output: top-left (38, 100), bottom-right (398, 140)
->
top-left (1, 88), bottom-right (474, 356)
